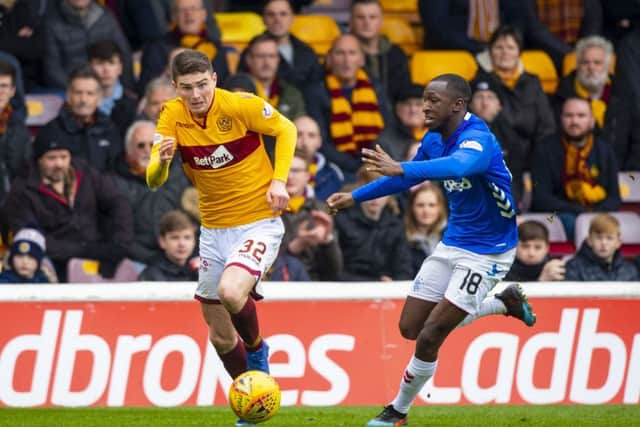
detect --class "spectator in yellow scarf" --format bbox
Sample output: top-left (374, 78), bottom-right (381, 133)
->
top-left (306, 34), bottom-right (391, 182)
top-left (555, 35), bottom-right (614, 129)
top-left (531, 97), bottom-right (620, 239)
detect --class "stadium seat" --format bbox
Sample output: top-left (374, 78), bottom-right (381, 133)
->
top-left (300, 0), bottom-right (351, 24)
top-left (518, 212), bottom-right (575, 256)
top-left (216, 12), bottom-right (265, 52)
top-left (562, 51), bottom-right (616, 76)
top-left (380, 0), bottom-right (420, 24)
top-left (26, 94), bottom-right (64, 127)
top-left (67, 258), bottom-right (140, 283)
top-left (226, 49), bottom-right (240, 74)
top-left (290, 15), bottom-right (341, 56)
top-left (410, 50), bottom-right (478, 85)
top-left (380, 0), bottom-right (417, 13)
top-left (619, 172), bottom-right (640, 212)
top-left (574, 212), bottom-right (640, 257)
top-left (521, 50), bottom-right (558, 94)
top-left (381, 16), bottom-right (420, 55)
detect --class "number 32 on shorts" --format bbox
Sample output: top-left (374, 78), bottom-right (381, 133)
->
top-left (238, 239), bottom-right (267, 263)
top-left (459, 268), bottom-right (482, 295)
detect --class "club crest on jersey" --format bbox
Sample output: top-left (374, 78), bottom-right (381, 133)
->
top-left (443, 177), bottom-right (472, 192)
top-left (216, 114), bottom-right (232, 132)
top-left (193, 145), bottom-right (234, 168)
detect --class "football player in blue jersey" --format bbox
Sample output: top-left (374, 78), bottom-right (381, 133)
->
top-left (327, 74), bottom-right (536, 427)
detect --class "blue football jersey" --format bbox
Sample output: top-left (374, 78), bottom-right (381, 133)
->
top-left (353, 112), bottom-right (518, 254)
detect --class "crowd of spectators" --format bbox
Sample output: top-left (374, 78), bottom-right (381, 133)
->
top-left (0, 0), bottom-right (639, 283)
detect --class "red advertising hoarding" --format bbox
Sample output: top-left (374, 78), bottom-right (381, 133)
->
top-left (1, 297), bottom-right (638, 407)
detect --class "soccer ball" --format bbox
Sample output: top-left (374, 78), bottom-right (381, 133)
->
top-left (228, 370), bottom-right (281, 423)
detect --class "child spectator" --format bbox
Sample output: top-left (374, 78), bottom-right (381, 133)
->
top-left (505, 220), bottom-right (566, 282)
top-left (0, 228), bottom-right (50, 283)
top-left (404, 183), bottom-right (448, 276)
top-left (565, 214), bottom-right (639, 281)
top-left (139, 210), bottom-right (198, 282)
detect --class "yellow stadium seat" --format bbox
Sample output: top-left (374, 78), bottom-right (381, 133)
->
top-left (562, 50), bottom-right (616, 76)
top-left (410, 50), bottom-right (478, 85)
top-left (216, 12), bottom-right (265, 52)
top-left (290, 15), bottom-right (341, 56)
top-left (380, 0), bottom-right (417, 13)
top-left (381, 16), bottom-right (420, 55)
top-left (521, 50), bottom-right (558, 94)
top-left (226, 50), bottom-right (240, 74)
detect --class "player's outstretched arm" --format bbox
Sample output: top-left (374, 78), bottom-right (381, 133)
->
top-left (326, 192), bottom-right (355, 215)
top-left (146, 137), bottom-right (176, 190)
top-left (361, 145), bottom-right (404, 176)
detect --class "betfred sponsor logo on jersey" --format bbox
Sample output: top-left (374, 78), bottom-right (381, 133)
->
top-left (443, 177), bottom-right (472, 192)
top-left (0, 300), bottom-right (638, 407)
top-left (193, 145), bottom-right (234, 169)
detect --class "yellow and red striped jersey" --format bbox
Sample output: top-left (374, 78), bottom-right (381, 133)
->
top-left (147, 88), bottom-right (296, 228)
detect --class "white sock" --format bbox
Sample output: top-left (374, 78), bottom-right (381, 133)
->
top-left (457, 296), bottom-right (506, 327)
top-left (391, 356), bottom-right (437, 414)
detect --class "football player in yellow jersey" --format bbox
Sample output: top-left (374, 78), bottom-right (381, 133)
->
top-left (146, 50), bottom-right (296, 407)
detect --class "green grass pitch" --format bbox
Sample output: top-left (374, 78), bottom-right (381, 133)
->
top-left (0, 406), bottom-right (638, 426)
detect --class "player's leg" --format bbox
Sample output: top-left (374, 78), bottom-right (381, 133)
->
top-left (398, 297), bottom-right (437, 340)
top-left (398, 244), bottom-right (452, 340)
top-left (200, 302), bottom-right (247, 379)
top-left (454, 249), bottom-right (535, 328)
top-left (457, 283), bottom-right (536, 327)
top-left (367, 246), bottom-right (452, 426)
top-left (218, 218), bottom-right (284, 373)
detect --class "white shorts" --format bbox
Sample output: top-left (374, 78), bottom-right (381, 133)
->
top-left (195, 217), bottom-right (284, 303)
top-left (409, 242), bottom-right (516, 315)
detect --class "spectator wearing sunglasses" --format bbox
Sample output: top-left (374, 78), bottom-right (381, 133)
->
top-left (110, 120), bottom-right (191, 265)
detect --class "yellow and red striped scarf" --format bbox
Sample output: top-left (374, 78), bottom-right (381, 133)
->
top-left (574, 77), bottom-right (612, 128)
top-left (256, 80), bottom-right (280, 108)
top-left (537, 0), bottom-right (583, 46)
top-left (326, 69), bottom-right (384, 155)
top-left (468, 0), bottom-right (500, 43)
top-left (0, 105), bottom-right (12, 135)
top-left (562, 134), bottom-right (606, 205)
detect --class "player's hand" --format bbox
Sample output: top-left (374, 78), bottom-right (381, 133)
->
top-left (159, 138), bottom-right (176, 165)
top-left (326, 192), bottom-right (355, 215)
top-left (361, 145), bottom-right (404, 176)
top-left (267, 179), bottom-right (289, 214)
top-left (539, 258), bottom-right (566, 281)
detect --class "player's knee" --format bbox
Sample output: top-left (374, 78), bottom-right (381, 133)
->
top-left (399, 320), bottom-right (420, 340)
top-left (417, 322), bottom-right (449, 351)
top-left (217, 282), bottom-right (244, 307)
